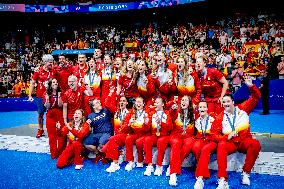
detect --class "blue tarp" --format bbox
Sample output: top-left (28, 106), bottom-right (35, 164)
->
top-left (51, 49), bottom-right (95, 55)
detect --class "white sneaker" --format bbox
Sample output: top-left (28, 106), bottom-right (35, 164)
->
top-left (125, 161), bottom-right (135, 171)
top-left (154, 165), bottom-right (163, 176)
top-left (136, 162), bottom-right (144, 168)
top-left (241, 172), bottom-right (250, 185)
top-left (216, 178), bottom-right (229, 189)
top-left (144, 165), bottom-right (154, 176)
top-left (106, 162), bottom-right (120, 173)
top-left (166, 166), bottom-right (171, 177)
top-left (194, 177), bottom-right (204, 189)
top-left (75, 165), bottom-right (83, 170)
top-left (169, 173), bottom-right (177, 186)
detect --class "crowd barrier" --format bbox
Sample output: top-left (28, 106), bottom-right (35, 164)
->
top-left (0, 79), bottom-right (283, 112)
top-left (234, 79), bottom-right (284, 110)
top-left (0, 98), bottom-right (37, 112)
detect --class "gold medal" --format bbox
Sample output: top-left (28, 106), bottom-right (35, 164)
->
top-left (156, 131), bottom-right (160, 136)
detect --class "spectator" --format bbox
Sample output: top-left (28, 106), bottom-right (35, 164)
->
top-left (231, 63), bottom-right (244, 93)
top-left (277, 56), bottom-right (284, 79)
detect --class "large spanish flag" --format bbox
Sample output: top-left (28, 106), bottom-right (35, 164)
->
top-left (125, 40), bottom-right (138, 48)
top-left (244, 40), bottom-right (268, 53)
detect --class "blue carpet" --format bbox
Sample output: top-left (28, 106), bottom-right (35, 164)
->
top-left (0, 150), bottom-right (283, 189)
top-left (0, 111), bottom-right (39, 129)
top-left (250, 110), bottom-right (284, 134)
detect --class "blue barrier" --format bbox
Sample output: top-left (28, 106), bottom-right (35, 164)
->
top-left (234, 79), bottom-right (284, 110)
top-left (0, 98), bottom-right (37, 112)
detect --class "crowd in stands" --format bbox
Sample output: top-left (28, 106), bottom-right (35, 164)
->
top-left (0, 12), bottom-right (283, 97)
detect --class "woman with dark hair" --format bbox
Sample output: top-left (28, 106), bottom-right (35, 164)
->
top-left (166, 95), bottom-right (195, 186)
top-left (56, 109), bottom-right (91, 170)
top-left (143, 96), bottom-right (173, 177)
top-left (43, 78), bottom-right (66, 159)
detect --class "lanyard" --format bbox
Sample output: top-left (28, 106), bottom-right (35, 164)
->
top-left (88, 72), bottom-right (96, 86)
top-left (200, 115), bottom-right (209, 138)
top-left (156, 111), bottom-right (164, 132)
top-left (225, 109), bottom-right (237, 131)
top-left (200, 69), bottom-right (207, 100)
top-left (119, 109), bottom-right (127, 122)
top-left (136, 110), bottom-right (144, 119)
top-left (182, 115), bottom-right (188, 134)
top-left (200, 69), bottom-right (207, 82)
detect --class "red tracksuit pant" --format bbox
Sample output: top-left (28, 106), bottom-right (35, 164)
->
top-left (46, 109), bottom-right (66, 159)
top-left (104, 134), bottom-right (127, 161)
top-left (194, 141), bottom-right (217, 178)
top-left (168, 136), bottom-right (195, 174)
top-left (56, 141), bottom-right (85, 168)
top-left (217, 138), bottom-right (261, 178)
top-left (144, 135), bottom-right (170, 166)
top-left (125, 134), bottom-right (146, 163)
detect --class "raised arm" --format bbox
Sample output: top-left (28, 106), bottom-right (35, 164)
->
top-left (104, 86), bottom-right (117, 114)
top-left (237, 76), bottom-right (261, 114)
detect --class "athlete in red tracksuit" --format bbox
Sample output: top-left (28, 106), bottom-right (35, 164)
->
top-left (83, 58), bottom-right (102, 115)
top-left (175, 57), bottom-right (201, 106)
top-left (105, 97), bottom-right (150, 173)
top-left (101, 55), bottom-right (116, 107)
top-left (123, 98), bottom-right (151, 171)
top-left (166, 95), bottom-right (196, 186)
top-left (56, 109), bottom-right (91, 170)
top-left (193, 101), bottom-right (218, 189)
top-left (100, 93), bottom-right (130, 169)
top-left (136, 60), bottom-right (156, 108)
top-left (43, 78), bottom-right (66, 159)
top-left (143, 97), bottom-right (173, 177)
top-left (93, 48), bottom-right (104, 74)
top-left (195, 57), bottom-right (229, 114)
top-left (28, 54), bottom-right (55, 138)
top-left (117, 59), bottom-right (140, 108)
top-left (151, 52), bottom-right (176, 102)
top-left (214, 76), bottom-right (261, 189)
top-left (72, 54), bottom-right (88, 86)
top-left (53, 54), bottom-right (74, 93)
